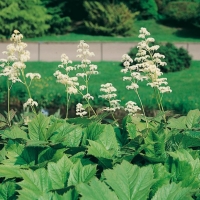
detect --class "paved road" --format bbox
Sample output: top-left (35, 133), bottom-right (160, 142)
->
top-left (0, 42), bottom-right (199, 61)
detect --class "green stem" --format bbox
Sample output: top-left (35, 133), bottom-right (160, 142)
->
top-left (135, 89), bottom-right (148, 129)
top-left (7, 79), bottom-right (11, 126)
top-left (21, 70), bottom-right (36, 114)
top-left (156, 88), bottom-right (166, 122)
top-left (66, 86), bottom-right (69, 119)
top-left (153, 87), bottom-right (162, 111)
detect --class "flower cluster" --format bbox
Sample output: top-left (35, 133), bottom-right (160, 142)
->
top-left (121, 54), bottom-right (148, 91)
top-left (26, 73), bottom-right (41, 80)
top-left (0, 30), bottom-right (31, 83)
top-left (76, 103), bottom-right (87, 117)
top-left (121, 27), bottom-right (172, 94)
top-left (23, 98), bottom-right (38, 109)
top-left (54, 70), bottom-right (79, 94)
top-left (125, 101), bottom-right (141, 116)
top-left (99, 83), bottom-right (121, 112)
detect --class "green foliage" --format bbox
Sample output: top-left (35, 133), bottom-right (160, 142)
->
top-left (139, 0), bottom-right (159, 19)
top-left (0, 110), bottom-right (200, 198)
top-left (128, 42), bottom-right (192, 72)
top-left (152, 182), bottom-right (192, 200)
top-left (83, 1), bottom-right (138, 36)
top-left (0, 0), bottom-right (51, 39)
top-left (42, 0), bottom-right (72, 35)
top-left (162, 1), bottom-right (199, 23)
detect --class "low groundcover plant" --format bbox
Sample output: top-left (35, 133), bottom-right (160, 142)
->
top-left (0, 28), bottom-right (200, 200)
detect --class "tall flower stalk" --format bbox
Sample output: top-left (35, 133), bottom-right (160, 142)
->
top-left (54, 54), bottom-right (78, 118)
top-left (0, 30), bottom-right (41, 123)
top-left (121, 27), bottom-right (172, 123)
top-left (76, 40), bottom-right (99, 117)
top-left (54, 40), bottom-right (99, 118)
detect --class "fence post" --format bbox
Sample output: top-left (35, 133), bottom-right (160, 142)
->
top-left (101, 42), bottom-right (103, 61)
top-left (38, 42), bottom-right (41, 61)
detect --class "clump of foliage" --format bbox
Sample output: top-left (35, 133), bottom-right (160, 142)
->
top-left (42, 0), bottom-right (72, 35)
top-left (0, 0), bottom-right (51, 39)
top-left (162, 1), bottom-right (199, 24)
top-left (127, 42), bottom-right (192, 72)
top-left (83, 1), bottom-right (139, 36)
top-left (139, 0), bottom-right (159, 19)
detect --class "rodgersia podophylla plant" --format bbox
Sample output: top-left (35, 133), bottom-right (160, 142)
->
top-left (121, 27), bottom-right (172, 122)
top-left (0, 30), bottom-right (41, 124)
top-left (54, 40), bottom-right (98, 118)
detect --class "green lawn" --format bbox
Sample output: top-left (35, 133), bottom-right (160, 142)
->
top-left (2, 60), bottom-right (199, 115)
top-left (24, 20), bottom-right (200, 43)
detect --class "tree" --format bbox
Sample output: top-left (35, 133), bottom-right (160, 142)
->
top-left (42, 0), bottom-right (72, 35)
top-left (0, 0), bottom-right (51, 39)
top-left (83, 1), bottom-right (139, 36)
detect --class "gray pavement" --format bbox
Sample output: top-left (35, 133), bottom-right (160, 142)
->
top-left (0, 42), bottom-right (199, 61)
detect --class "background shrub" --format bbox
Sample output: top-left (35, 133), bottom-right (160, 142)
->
top-left (127, 42), bottom-right (192, 72)
top-left (139, 0), bottom-right (159, 19)
top-left (162, 1), bottom-right (199, 24)
top-left (83, 1), bottom-right (139, 36)
top-left (42, 0), bottom-right (72, 35)
top-left (0, 0), bottom-right (51, 39)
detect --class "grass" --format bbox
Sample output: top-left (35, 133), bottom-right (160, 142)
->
top-left (24, 20), bottom-right (200, 43)
top-left (1, 60), bottom-right (200, 115)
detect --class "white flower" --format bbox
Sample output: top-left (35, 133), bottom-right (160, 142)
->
top-left (12, 61), bottom-right (26, 69)
top-left (23, 98), bottom-right (38, 109)
top-left (158, 86), bottom-right (172, 93)
top-left (79, 85), bottom-right (86, 90)
top-left (99, 83), bottom-right (121, 112)
top-left (125, 101), bottom-right (141, 116)
top-left (83, 93), bottom-right (94, 100)
top-left (76, 73), bottom-right (87, 78)
top-left (67, 86), bottom-right (78, 94)
top-left (126, 83), bottom-right (139, 90)
top-left (76, 103), bottom-right (87, 117)
top-left (26, 73), bottom-right (41, 80)
top-left (61, 53), bottom-right (72, 65)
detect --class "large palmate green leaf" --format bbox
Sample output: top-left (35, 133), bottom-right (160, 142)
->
top-left (104, 160), bottom-right (154, 200)
top-left (87, 140), bottom-right (113, 168)
top-left (167, 109), bottom-right (200, 130)
top-left (38, 147), bottom-right (65, 165)
top-left (82, 122), bottom-right (107, 144)
top-left (77, 177), bottom-right (119, 200)
top-left (28, 113), bottom-right (50, 141)
top-left (86, 123), bottom-right (119, 163)
top-left (2, 140), bottom-right (36, 166)
top-left (150, 164), bottom-right (171, 198)
top-left (168, 149), bottom-right (200, 189)
top-left (17, 168), bottom-right (52, 200)
top-left (185, 109), bottom-right (200, 129)
top-left (68, 160), bottom-right (96, 186)
top-left (48, 154), bottom-right (73, 190)
top-left (152, 183), bottom-right (193, 200)
top-left (50, 123), bottom-right (82, 147)
top-left (0, 165), bottom-right (21, 179)
top-left (167, 116), bottom-right (187, 129)
top-left (144, 129), bottom-right (167, 162)
top-left (0, 180), bottom-right (16, 200)
top-left (1, 125), bottom-right (28, 140)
